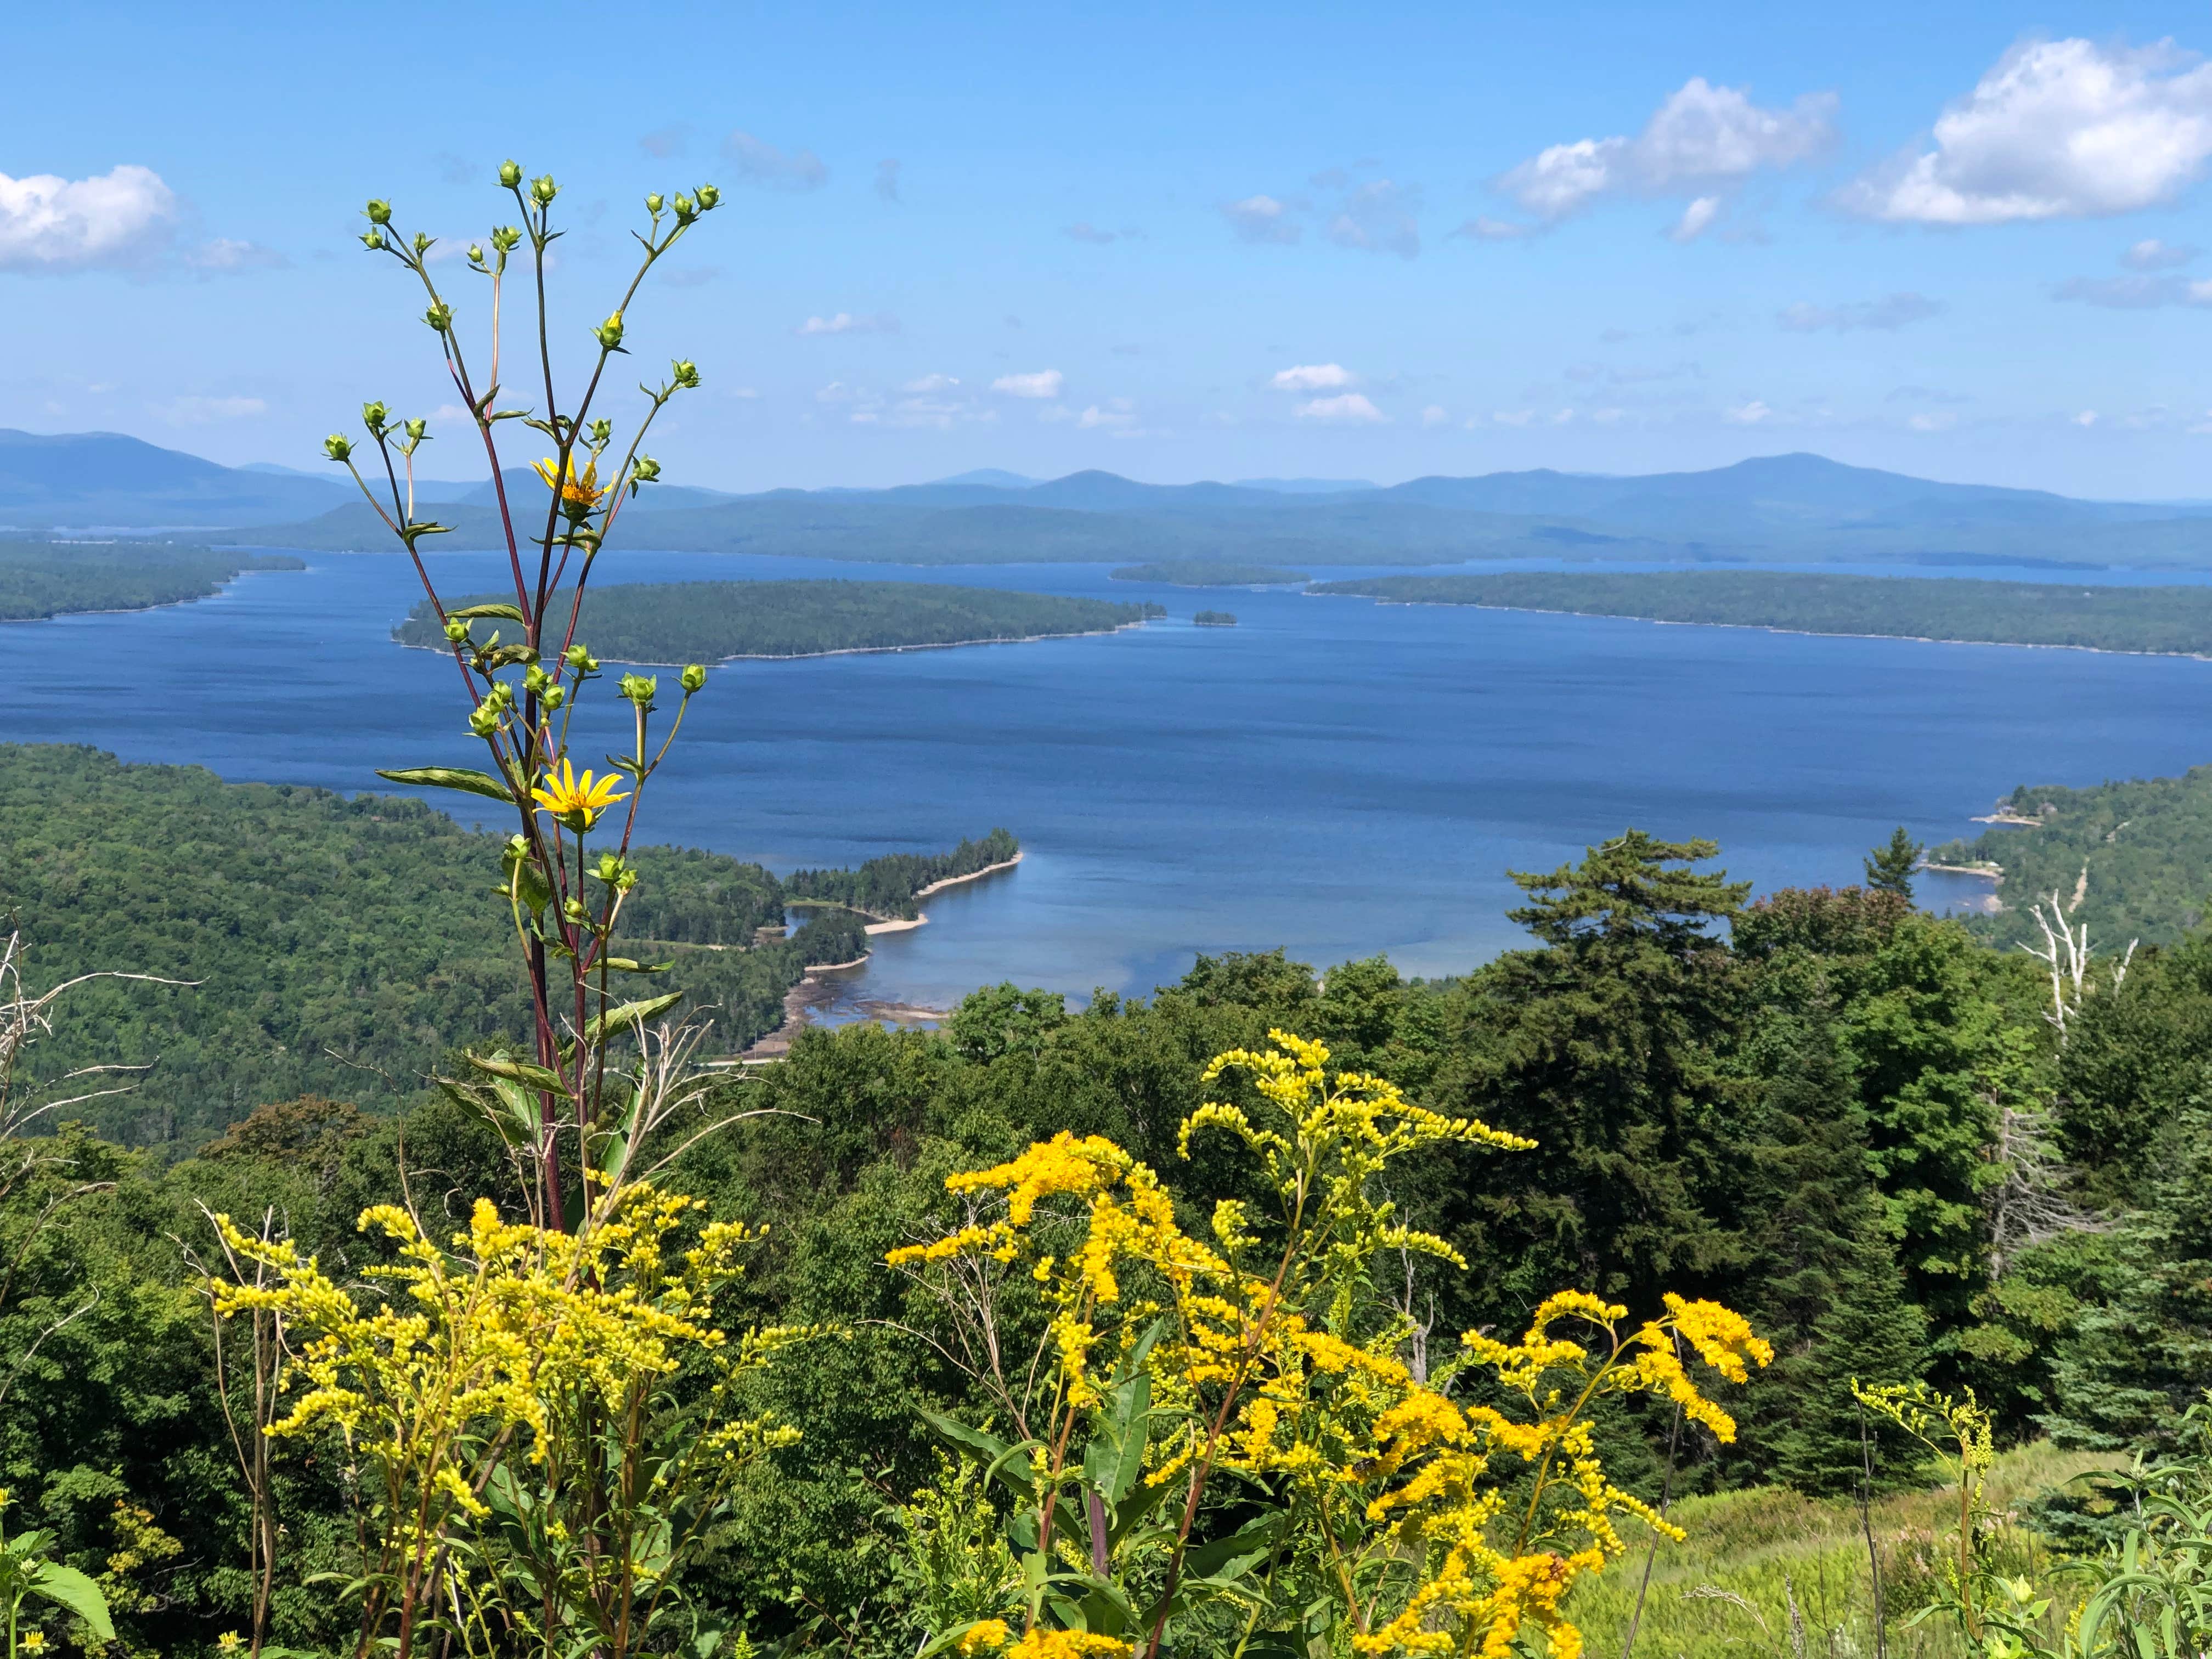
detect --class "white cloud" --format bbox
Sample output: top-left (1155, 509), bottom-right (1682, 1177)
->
top-left (1221, 194), bottom-right (1301, 244)
top-left (796, 311), bottom-right (898, 336)
top-left (187, 237), bottom-right (286, 271)
top-left (724, 129), bottom-right (829, 191)
top-left (1491, 409), bottom-right (1536, 426)
top-left (1295, 392), bottom-right (1386, 423)
top-left (1778, 292), bottom-right (1946, 332)
top-left (992, 369), bottom-right (1064, 398)
top-left (1077, 399), bottom-right (1136, 429)
top-left (160, 394), bottom-right (267, 424)
top-left (904, 373), bottom-right (961, 392)
top-left (0, 164), bottom-right (176, 270)
top-left (1724, 399), bottom-right (1773, 424)
top-left (1421, 404), bottom-right (1449, 426)
top-left (1906, 410), bottom-right (1959, 432)
top-left (2055, 272), bottom-right (2212, 308)
top-left (1499, 78), bottom-right (1836, 222)
top-left (1325, 179), bottom-right (1420, 258)
top-left (1668, 196), bottom-right (1723, 242)
top-left (1449, 216), bottom-right (1534, 240)
top-left (2074, 409), bottom-right (2100, 426)
top-left (1269, 363), bottom-right (1354, 392)
top-left (1840, 38), bottom-right (2212, 224)
top-left (2125, 236), bottom-right (2198, 268)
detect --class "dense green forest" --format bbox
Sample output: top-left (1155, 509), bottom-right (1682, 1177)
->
top-left (1110, 560), bottom-right (1307, 585)
top-left (0, 747), bottom-right (1000, 1147)
top-left (13, 821), bottom-right (2212, 1655)
top-left (0, 539), bottom-right (301, 617)
top-left (396, 580), bottom-right (1163, 661)
top-left (1315, 569), bottom-right (2212, 654)
top-left (1928, 766), bottom-right (2212, 947)
top-left (1193, 608), bottom-right (1237, 625)
top-left (784, 827), bottom-right (1020, 919)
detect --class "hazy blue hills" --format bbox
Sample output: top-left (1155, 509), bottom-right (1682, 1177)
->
top-left (20, 427), bottom-right (2212, 567)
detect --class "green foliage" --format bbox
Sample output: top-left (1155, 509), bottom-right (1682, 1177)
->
top-left (1929, 767), bottom-right (2212, 948)
top-left (1869, 826), bottom-right (1925, 900)
top-left (398, 582), bottom-right (1163, 662)
top-left (1314, 569), bottom-right (2212, 655)
top-left (1190, 610), bottom-right (1237, 626)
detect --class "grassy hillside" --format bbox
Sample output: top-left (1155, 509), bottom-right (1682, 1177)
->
top-left (394, 579), bottom-right (1163, 661)
top-left (1314, 569), bottom-right (2212, 654)
top-left (1929, 765), bottom-right (2212, 947)
top-left (0, 540), bottom-right (302, 617)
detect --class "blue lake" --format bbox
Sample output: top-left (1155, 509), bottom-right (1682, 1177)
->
top-left (4, 548), bottom-right (2209, 1016)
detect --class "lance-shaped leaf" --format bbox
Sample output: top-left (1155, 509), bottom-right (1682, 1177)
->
top-left (462, 1050), bottom-right (569, 1096)
top-left (378, 766), bottom-right (514, 803)
top-left (447, 602), bottom-right (527, 622)
top-left (574, 990), bottom-right (685, 1053)
top-left (602, 956), bottom-right (674, 975)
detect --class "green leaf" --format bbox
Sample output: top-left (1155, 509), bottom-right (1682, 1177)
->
top-left (377, 766), bottom-right (513, 803)
top-left (462, 1051), bottom-right (568, 1096)
top-left (918, 1407), bottom-right (1040, 1494)
top-left (447, 602), bottom-right (527, 622)
top-left (29, 1563), bottom-right (115, 1641)
top-left (603, 956), bottom-right (674, 975)
top-left (578, 990), bottom-right (685, 1051)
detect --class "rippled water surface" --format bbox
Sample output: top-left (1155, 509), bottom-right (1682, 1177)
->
top-left (5, 549), bottom-right (2209, 1012)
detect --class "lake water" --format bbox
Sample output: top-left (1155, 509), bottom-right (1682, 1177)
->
top-left (4, 548), bottom-right (2209, 1018)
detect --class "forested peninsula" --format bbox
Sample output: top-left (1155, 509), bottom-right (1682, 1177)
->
top-left (1314, 569), bottom-right (2212, 655)
top-left (396, 578), bottom-right (1163, 661)
top-left (1110, 560), bottom-right (1308, 585)
top-left (0, 539), bottom-right (301, 618)
top-left (1929, 766), bottom-right (2212, 948)
top-left (0, 746), bottom-right (1005, 1147)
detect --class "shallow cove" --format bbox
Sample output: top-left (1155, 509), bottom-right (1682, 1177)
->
top-left (4, 548), bottom-right (2210, 1016)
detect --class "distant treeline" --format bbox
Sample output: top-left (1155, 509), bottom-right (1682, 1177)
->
top-left (0, 746), bottom-right (1007, 1148)
top-left (1111, 561), bottom-right (1308, 585)
top-left (1194, 610), bottom-right (1238, 626)
top-left (0, 539), bottom-right (301, 619)
top-left (1929, 766), bottom-right (2212, 949)
top-left (785, 827), bottom-right (1020, 920)
top-left (396, 579), bottom-right (1162, 662)
top-left (1314, 569), bottom-right (2212, 655)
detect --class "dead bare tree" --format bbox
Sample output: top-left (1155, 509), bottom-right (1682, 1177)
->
top-left (1985, 1103), bottom-right (2103, 1277)
top-left (2018, 890), bottom-right (2135, 1039)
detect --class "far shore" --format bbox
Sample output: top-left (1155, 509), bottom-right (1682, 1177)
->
top-left (393, 623), bottom-right (1156, 668)
top-left (791, 851), bottom-right (1026, 938)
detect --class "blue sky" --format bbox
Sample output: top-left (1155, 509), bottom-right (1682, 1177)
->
top-left (11, 1), bottom-right (2212, 496)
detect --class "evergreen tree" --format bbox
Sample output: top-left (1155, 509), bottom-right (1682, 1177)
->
top-left (1774, 1218), bottom-right (1928, 1494)
top-left (1864, 826), bottom-right (1923, 901)
top-left (1430, 831), bottom-right (1752, 1319)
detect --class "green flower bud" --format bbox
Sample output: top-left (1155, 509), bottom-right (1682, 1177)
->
top-left (493, 225), bottom-right (523, 252)
top-left (530, 173), bottom-right (558, 206)
top-left (323, 434), bottom-right (353, 462)
top-left (670, 359), bottom-right (700, 390)
top-left (467, 243), bottom-right (485, 265)
top-left (499, 159), bottom-right (523, 188)
top-left (645, 192), bottom-right (665, 214)
top-left (632, 456), bottom-right (662, 485)
top-left (696, 183), bottom-right (721, 211)
top-left (403, 417), bottom-right (428, 443)
top-left (543, 684), bottom-right (567, 710)
top-left (562, 644), bottom-right (599, 673)
top-left (360, 230), bottom-right (383, 250)
top-left (523, 663), bottom-right (552, 694)
top-left (443, 617), bottom-right (470, 644)
top-left (592, 852), bottom-right (628, 884)
top-left (365, 199), bottom-right (393, 225)
top-left (681, 664), bottom-right (707, 694)
top-left (424, 302), bottom-right (454, 334)
top-left (362, 401), bottom-right (390, 435)
top-left (671, 194), bottom-right (695, 222)
top-left (563, 896), bottom-right (588, 923)
top-left (469, 702), bottom-right (501, 738)
top-left (588, 417), bottom-right (614, 445)
top-left (619, 673), bottom-right (658, 709)
top-left (593, 312), bottom-right (625, 351)
top-left (411, 232), bottom-right (433, 256)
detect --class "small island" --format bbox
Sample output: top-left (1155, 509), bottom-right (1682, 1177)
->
top-left (1312, 569), bottom-right (2212, 657)
top-left (1112, 561), bottom-right (1308, 586)
top-left (0, 539), bottom-right (302, 620)
top-left (1193, 610), bottom-right (1238, 627)
top-left (395, 579), bottom-right (1164, 662)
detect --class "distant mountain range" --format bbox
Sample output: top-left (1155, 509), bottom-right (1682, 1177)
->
top-left (12, 427), bottom-right (2212, 568)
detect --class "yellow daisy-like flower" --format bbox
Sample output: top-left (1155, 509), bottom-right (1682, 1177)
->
top-left (533, 455), bottom-right (606, 510)
top-left (22, 1633), bottom-right (47, 1653)
top-left (217, 1635), bottom-right (245, 1654)
top-left (531, 758), bottom-right (629, 829)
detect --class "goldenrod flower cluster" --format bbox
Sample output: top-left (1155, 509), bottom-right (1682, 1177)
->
top-left (896, 1031), bottom-right (1770, 1659)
